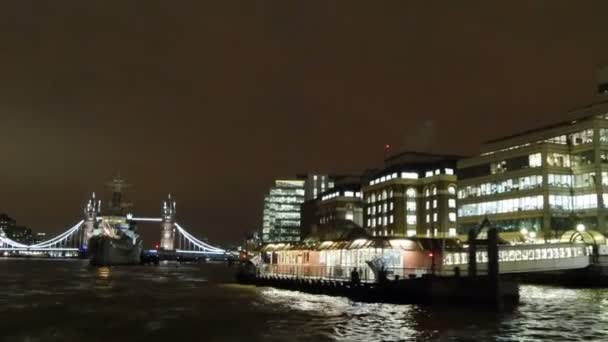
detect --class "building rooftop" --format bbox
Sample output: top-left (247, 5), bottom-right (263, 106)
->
top-left (384, 151), bottom-right (463, 166)
top-left (371, 151), bottom-right (464, 179)
top-left (485, 66), bottom-right (608, 146)
top-left (484, 99), bottom-right (608, 145)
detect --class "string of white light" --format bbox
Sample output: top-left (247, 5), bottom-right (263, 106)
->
top-left (31, 221), bottom-right (84, 248)
top-left (174, 223), bottom-right (224, 252)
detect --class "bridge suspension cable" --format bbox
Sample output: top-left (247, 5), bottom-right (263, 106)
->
top-left (174, 223), bottom-right (224, 254)
top-left (0, 220), bottom-right (84, 250)
top-left (30, 220), bottom-right (84, 248)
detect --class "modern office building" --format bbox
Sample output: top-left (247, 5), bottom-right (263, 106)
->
top-left (33, 232), bottom-right (47, 244)
top-left (262, 174), bottom-right (337, 243)
top-left (261, 179), bottom-right (306, 243)
top-left (0, 213), bottom-right (16, 236)
top-left (362, 152), bottom-right (460, 238)
top-left (302, 174), bottom-right (335, 201)
top-left (0, 213), bottom-right (33, 244)
top-left (457, 67), bottom-right (608, 237)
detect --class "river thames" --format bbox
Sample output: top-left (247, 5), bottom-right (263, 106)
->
top-left (1, 259), bottom-right (607, 341)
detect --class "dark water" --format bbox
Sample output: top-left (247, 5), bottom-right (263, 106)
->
top-left (1, 259), bottom-right (608, 342)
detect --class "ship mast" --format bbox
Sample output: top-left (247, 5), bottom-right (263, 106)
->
top-left (105, 174), bottom-right (132, 216)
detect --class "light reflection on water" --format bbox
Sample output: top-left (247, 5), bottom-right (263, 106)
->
top-left (1, 259), bottom-right (608, 341)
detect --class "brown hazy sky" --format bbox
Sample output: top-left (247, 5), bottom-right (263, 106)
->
top-left (1, 1), bottom-right (608, 245)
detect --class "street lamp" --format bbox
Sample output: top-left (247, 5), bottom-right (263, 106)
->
top-left (576, 223), bottom-right (586, 232)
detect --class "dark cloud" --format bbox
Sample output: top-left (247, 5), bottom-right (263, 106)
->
top-left (0, 1), bottom-right (608, 245)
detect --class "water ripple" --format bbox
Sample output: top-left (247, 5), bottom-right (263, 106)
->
top-left (2, 259), bottom-right (608, 341)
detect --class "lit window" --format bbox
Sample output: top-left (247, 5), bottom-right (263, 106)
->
top-left (407, 230), bottom-right (416, 237)
top-left (448, 186), bottom-right (456, 195)
top-left (425, 187), bottom-right (430, 197)
top-left (459, 195), bottom-right (544, 217)
top-left (449, 212), bottom-right (456, 222)
top-left (383, 203), bottom-right (387, 212)
top-left (406, 188), bottom-right (416, 197)
top-left (426, 201), bottom-right (430, 210)
top-left (407, 200), bottom-right (416, 211)
top-left (389, 202), bottom-right (394, 211)
top-left (448, 228), bottom-right (457, 237)
top-left (445, 168), bottom-right (454, 175)
top-left (425, 171), bottom-right (433, 177)
top-left (433, 213), bottom-right (437, 222)
top-left (547, 153), bottom-right (571, 167)
top-left (402, 172), bottom-right (418, 179)
top-left (432, 186), bottom-right (437, 195)
top-left (433, 200), bottom-right (437, 208)
top-left (449, 199), bottom-right (456, 208)
top-left (435, 169), bottom-right (440, 175)
top-left (426, 214), bottom-right (430, 223)
top-left (407, 215), bottom-right (416, 225)
top-left (491, 160), bottom-right (507, 174)
top-left (389, 189), bottom-right (394, 198)
top-left (389, 215), bottom-right (394, 224)
top-left (529, 153), bottom-right (542, 168)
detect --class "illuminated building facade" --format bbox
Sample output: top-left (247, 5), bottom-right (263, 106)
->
top-left (457, 67), bottom-right (608, 237)
top-left (362, 152), bottom-right (460, 238)
top-left (300, 183), bottom-right (365, 240)
top-left (302, 174), bottom-right (335, 201)
top-left (263, 174), bottom-right (337, 243)
top-left (0, 213), bottom-right (33, 244)
top-left (262, 179), bottom-right (306, 243)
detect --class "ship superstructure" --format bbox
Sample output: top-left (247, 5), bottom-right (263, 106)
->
top-left (87, 176), bottom-right (142, 265)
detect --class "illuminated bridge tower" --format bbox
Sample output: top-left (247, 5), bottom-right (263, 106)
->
top-left (160, 194), bottom-right (176, 250)
top-left (82, 192), bottom-right (100, 248)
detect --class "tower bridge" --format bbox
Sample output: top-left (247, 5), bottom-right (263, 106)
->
top-left (0, 194), bottom-right (225, 258)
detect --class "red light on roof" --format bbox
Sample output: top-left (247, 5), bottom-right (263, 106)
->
top-left (428, 252), bottom-right (434, 258)
top-left (384, 144), bottom-right (391, 150)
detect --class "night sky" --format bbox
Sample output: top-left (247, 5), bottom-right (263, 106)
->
top-left (1, 2), bottom-right (608, 246)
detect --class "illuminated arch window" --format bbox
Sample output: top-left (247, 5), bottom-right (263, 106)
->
top-left (431, 185), bottom-right (437, 196)
top-left (406, 188), bottom-right (416, 198)
top-left (448, 185), bottom-right (457, 195)
top-left (382, 190), bottom-right (387, 200)
top-left (424, 187), bottom-right (430, 197)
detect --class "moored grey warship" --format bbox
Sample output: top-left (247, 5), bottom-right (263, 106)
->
top-left (85, 176), bottom-right (142, 266)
